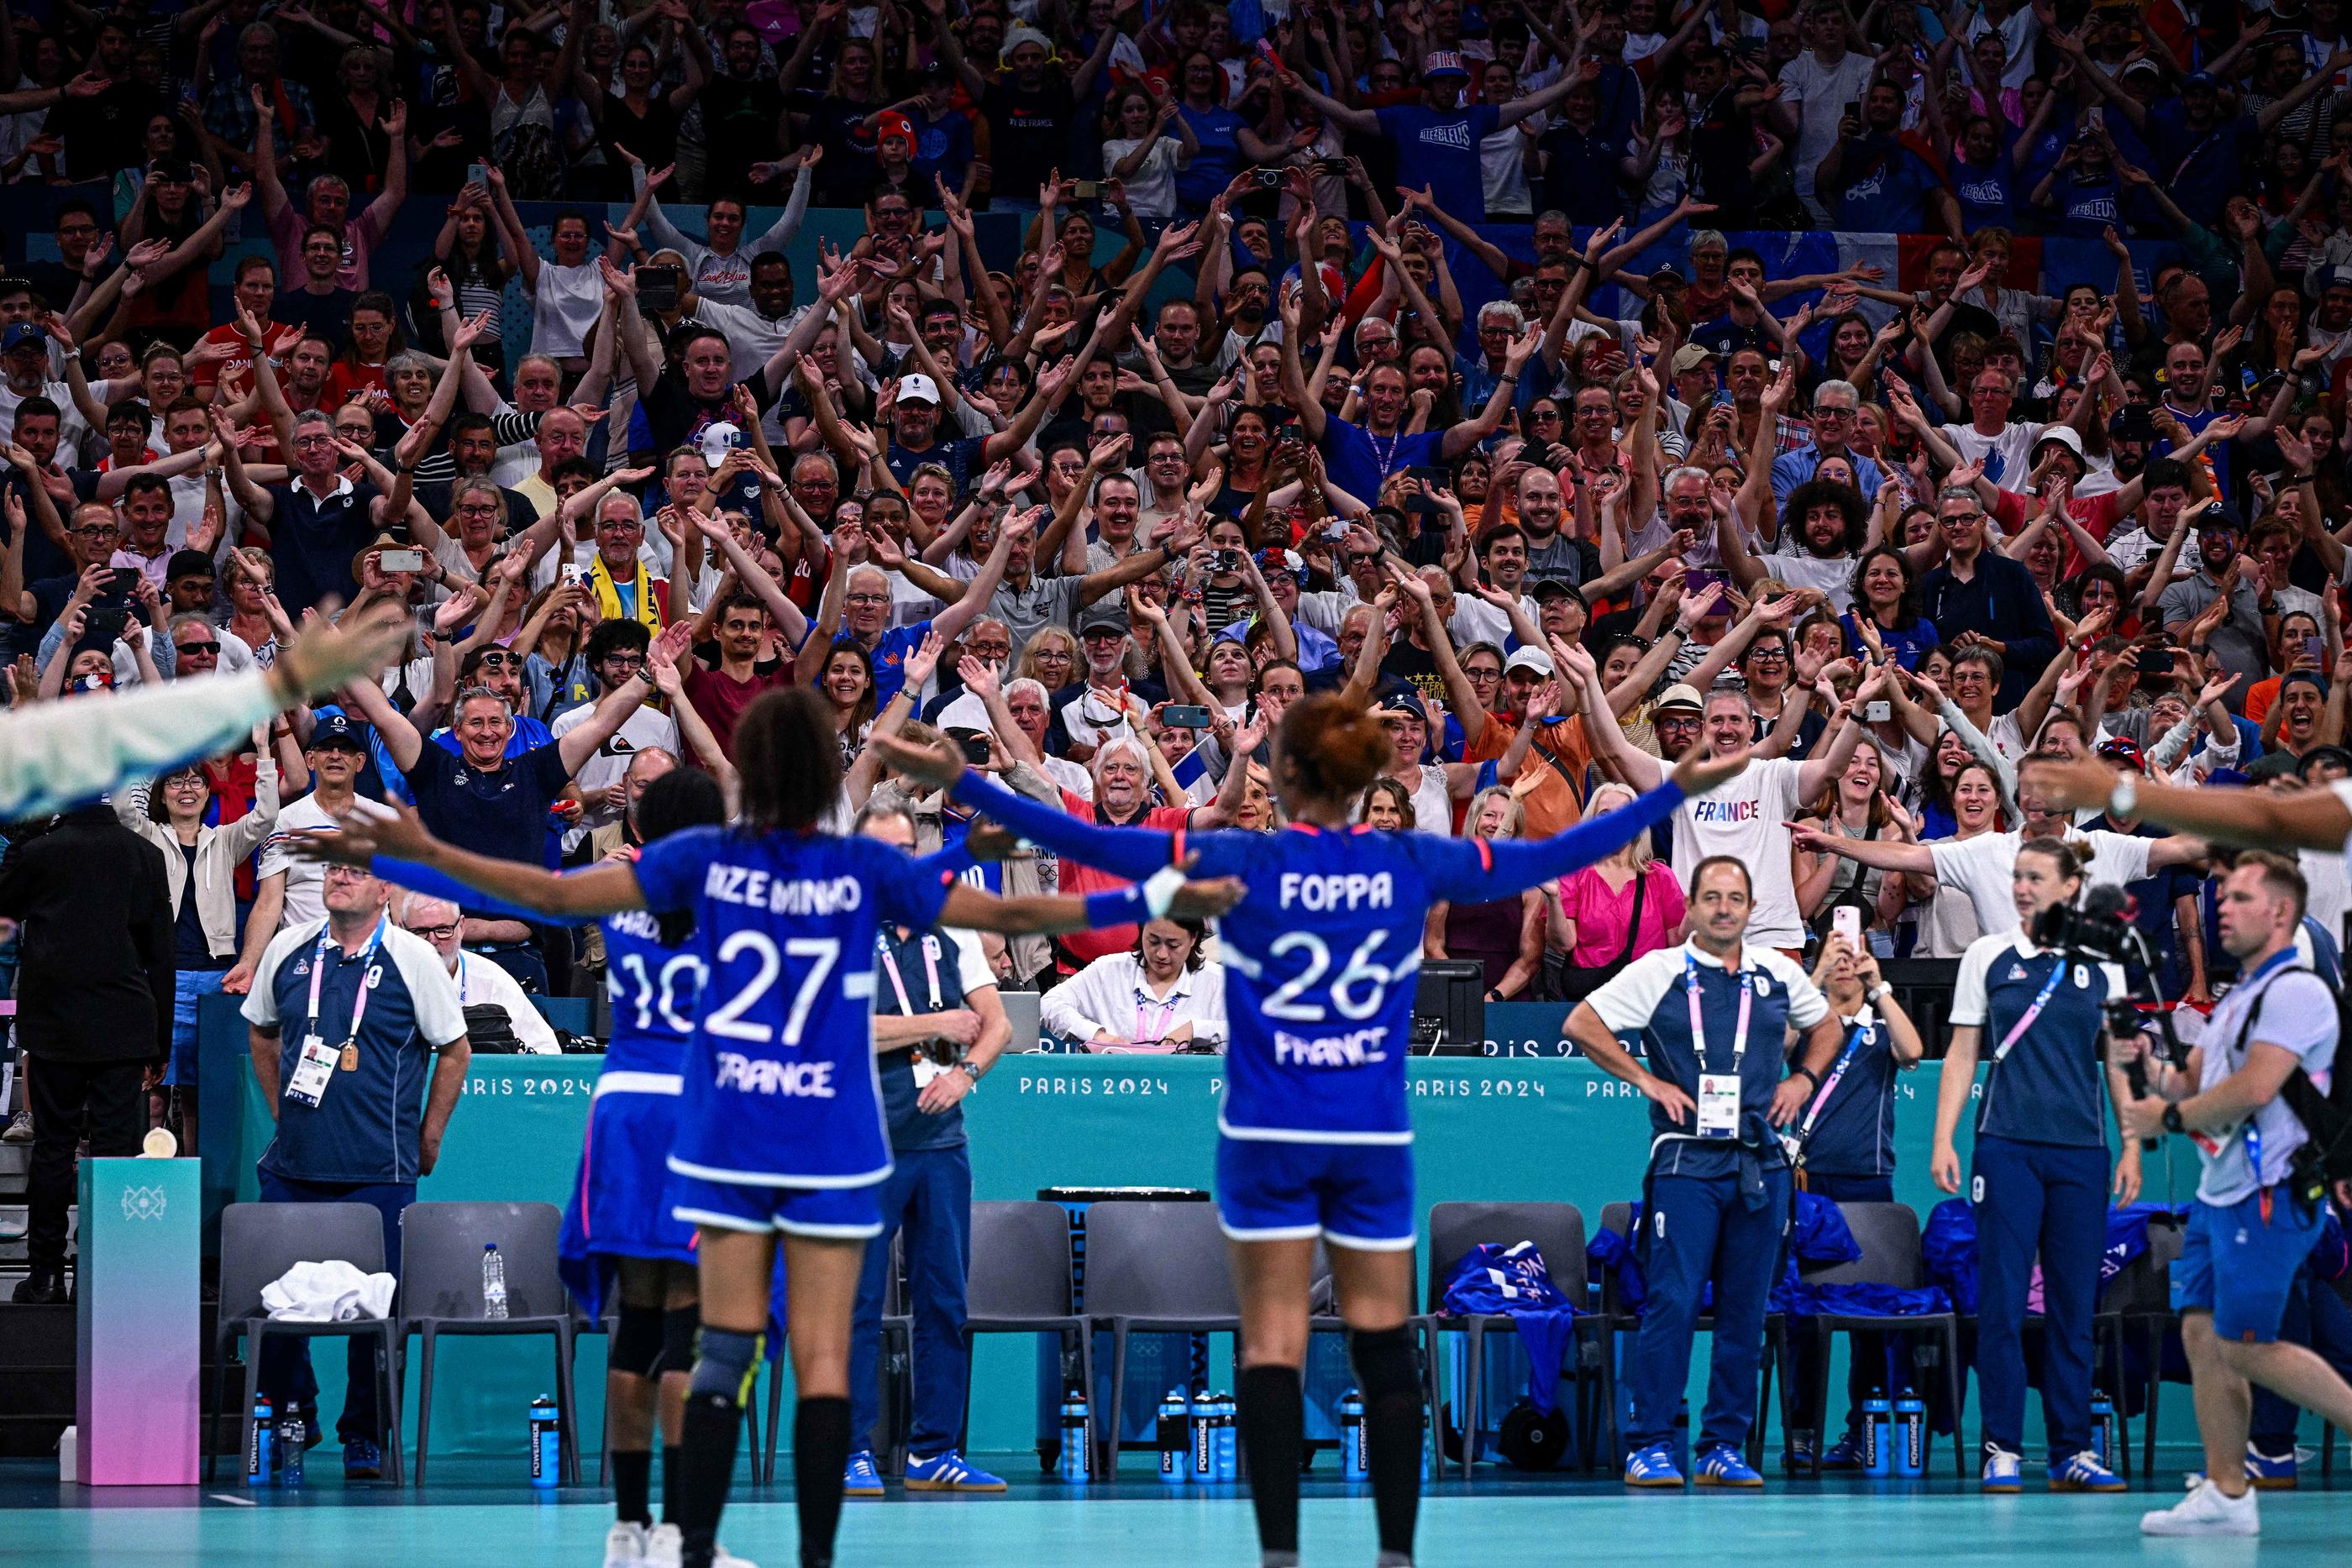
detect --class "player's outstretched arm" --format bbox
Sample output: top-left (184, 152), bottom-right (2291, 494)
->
top-left (2024, 754), bottom-right (2352, 855)
top-left (1427, 750), bottom-right (1747, 901)
top-left (873, 734), bottom-right (1181, 879)
top-left (289, 803), bottom-right (646, 918)
top-left (940, 869), bottom-right (1244, 935)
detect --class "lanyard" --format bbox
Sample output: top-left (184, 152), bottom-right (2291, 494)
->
top-left (306, 914), bottom-right (388, 1047)
top-left (1992, 954), bottom-right (2069, 1062)
top-left (1683, 951), bottom-right (1753, 1072)
top-left (1136, 985), bottom-right (1179, 1044)
top-left (876, 930), bottom-right (941, 1015)
top-left (1798, 1016), bottom-right (1872, 1141)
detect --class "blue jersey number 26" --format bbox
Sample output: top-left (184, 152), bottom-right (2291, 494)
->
top-left (1261, 930), bottom-right (1403, 1023)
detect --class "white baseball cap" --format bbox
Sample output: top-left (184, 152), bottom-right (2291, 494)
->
top-left (896, 373), bottom-right (942, 406)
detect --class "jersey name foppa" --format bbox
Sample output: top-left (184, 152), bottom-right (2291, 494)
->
top-left (701, 865), bottom-right (864, 915)
top-left (1688, 796), bottom-right (1767, 826)
top-left (1416, 120), bottom-right (1474, 151)
top-left (715, 1051), bottom-right (837, 1098)
top-left (1278, 872), bottom-right (1395, 910)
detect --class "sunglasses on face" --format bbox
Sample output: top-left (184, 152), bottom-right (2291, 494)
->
top-left (177, 640), bottom-right (220, 656)
top-left (475, 653), bottom-right (523, 669)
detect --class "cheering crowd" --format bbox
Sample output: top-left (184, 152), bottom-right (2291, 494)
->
top-left (6, 0), bottom-right (2352, 1552)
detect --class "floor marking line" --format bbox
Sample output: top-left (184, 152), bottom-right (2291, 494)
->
top-left (207, 1493), bottom-right (257, 1506)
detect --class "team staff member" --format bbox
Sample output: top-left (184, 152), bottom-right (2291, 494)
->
top-left (242, 862), bottom-right (471, 1481)
top-left (844, 805), bottom-right (1014, 1498)
top-left (1568, 857), bottom-right (1848, 1489)
top-left (1782, 931), bottom-right (1925, 1471)
top-left (1933, 838), bottom-right (2134, 1495)
top-left (2126, 855), bottom-right (2352, 1538)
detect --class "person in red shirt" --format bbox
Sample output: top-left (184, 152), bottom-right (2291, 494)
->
top-left (680, 592), bottom-right (790, 762)
top-left (1050, 732), bottom-right (1252, 973)
top-left (187, 256), bottom-right (302, 398)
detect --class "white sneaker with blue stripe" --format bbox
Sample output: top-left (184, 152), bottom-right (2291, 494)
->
top-left (1623, 1443), bottom-right (1684, 1487)
top-left (1693, 1444), bottom-right (1763, 1488)
top-left (903, 1450), bottom-right (1007, 1492)
top-left (1981, 1445), bottom-right (2022, 1493)
top-left (2048, 1450), bottom-right (2127, 1492)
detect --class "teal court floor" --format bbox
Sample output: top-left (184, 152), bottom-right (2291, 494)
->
top-left (7, 1460), bottom-right (2352, 1565)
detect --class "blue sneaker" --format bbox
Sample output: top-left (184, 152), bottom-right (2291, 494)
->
top-left (843, 1450), bottom-right (884, 1498)
top-left (2247, 1445), bottom-right (2298, 1491)
top-left (1693, 1444), bottom-right (1764, 1488)
top-left (1778, 1434), bottom-right (1814, 1474)
top-left (342, 1439), bottom-right (383, 1481)
top-left (1623, 1443), bottom-right (1684, 1487)
top-left (903, 1450), bottom-right (1006, 1492)
top-left (1982, 1445), bottom-right (2022, 1493)
top-left (1819, 1434), bottom-right (1866, 1471)
top-left (2048, 1450), bottom-right (2126, 1493)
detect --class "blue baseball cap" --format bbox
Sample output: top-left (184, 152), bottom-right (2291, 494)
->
top-left (2, 322), bottom-right (46, 353)
top-left (308, 713), bottom-right (368, 752)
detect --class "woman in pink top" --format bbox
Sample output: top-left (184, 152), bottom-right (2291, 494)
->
top-left (1550, 782), bottom-right (1686, 996)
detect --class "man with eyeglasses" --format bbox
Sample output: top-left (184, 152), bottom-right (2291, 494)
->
top-left (7, 497), bottom-right (129, 661)
top-left (550, 620), bottom-right (680, 838)
top-left (19, 202), bottom-right (106, 325)
top-left (396, 893), bottom-right (559, 1056)
top-left (1737, 630), bottom-right (1827, 756)
top-left (1769, 379), bottom-right (1886, 502)
top-left (218, 407), bottom-right (416, 616)
top-left (1919, 488), bottom-right (2057, 709)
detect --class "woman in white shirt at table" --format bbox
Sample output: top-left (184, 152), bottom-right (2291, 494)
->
top-left (1040, 917), bottom-right (1227, 1051)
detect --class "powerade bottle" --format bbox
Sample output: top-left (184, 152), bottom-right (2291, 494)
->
top-left (1058, 1388), bottom-right (1093, 1483)
top-left (1339, 1388), bottom-right (1368, 1480)
top-left (2090, 1389), bottom-right (2116, 1468)
top-left (1893, 1388), bottom-right (1925, 1478)
top-left (1190, 1387), bottom-right (1213, 1481)
top-left (1158, 1389), bottom-right (1189, 1484)
top-left (529, 1396), bottom-right (560, 1487)
top-left (276, 1408), bottom-right (305, 1488)
top-left (1861, 1388), bottom-right (1892, 1478)
top-left (246, 1395), bottom-right (275, 1487)
top-left (1212, 1392), bottom-right (1237, 1482)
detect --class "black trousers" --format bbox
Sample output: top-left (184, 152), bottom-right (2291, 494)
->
top-left (25, 1055), bottom-right (146, 1277)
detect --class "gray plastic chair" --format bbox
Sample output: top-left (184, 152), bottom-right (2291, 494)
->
top-left (1774, 1201), bottom-right (1966, 1480)
top-left (397, 1201), bottom-right (579, 1485)
top-left (958, 1200), bottom-right (1095, 1455)
top-left (1425, 1201), bottom-right (1604, 1475)
top-left (1083, 1201), bottom-right (1240, 1476)
top-left (207, 1202), bottom-right (404, 1484)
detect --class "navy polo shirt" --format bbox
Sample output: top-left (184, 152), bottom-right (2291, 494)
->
top-left (1585, 941), bottom-right (1832, 1172)
top-left (1918, 550), bottom-right (2056, 709)
top-left (241, 917), bottom-right (468, 1184)
top-left (872, 924), bottom-right (975, 1153)
top-left (1951, 932), bottom-right (2118, 1149)
top-left (406, 740), bottom-right (572, 868)
top-left (265, 475), bottom-right (383, 616)
top-left (1317, 417), bottom-right (1443, 511)
top-left (1796, 1011), bottom-right (1903, 1177)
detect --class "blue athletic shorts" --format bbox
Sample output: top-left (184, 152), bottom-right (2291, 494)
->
top-left (1215, 1136), bottom-right (1416, 1251)
top-left (559, 1083), bottom-right (701, 1319)
top-left (2172, 1191), bottom-right (2325, 1344)
top-left (667, 1167), bottom-right (885, 1240)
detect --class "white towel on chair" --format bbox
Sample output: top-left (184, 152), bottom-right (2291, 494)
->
top-left (260, 1260), bottom-right (397, 1322)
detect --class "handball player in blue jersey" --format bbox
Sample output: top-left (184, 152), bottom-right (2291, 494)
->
top-left (298, 690), bottom-right (1243, 1568)
top-left (875, 695), bottom-right (1748, 1568)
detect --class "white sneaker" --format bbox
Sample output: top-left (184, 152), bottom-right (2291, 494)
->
top-left (642, 1523), bottom-right (759, 1568)
top-left (3, 1109), bottom-right (31, 1143)
top-left (605, 1522), bottom-right (648, 1568)
top-left (2142, 1479), bottom-right (2260, 1537)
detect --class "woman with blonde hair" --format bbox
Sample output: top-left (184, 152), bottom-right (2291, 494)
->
top-left (1013, 625), bottom-right (1079, 695)
top-left (1793, 737), bottom-right (1909, 952)
top-left (1547, 779), bottom-right (1686, 1000)
top-left (1425, 787), bottom-right (1545, 1001)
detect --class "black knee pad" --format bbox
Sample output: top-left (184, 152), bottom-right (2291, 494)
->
top-left (1347, 1324), bottom-right (1420, 1402)
top-left (661, 1306), bottom-right (700, 1376)
top-left (688, 1326), bottom-right (763, 1404)
top-left (609, 1303), bottom-right (665, 1378)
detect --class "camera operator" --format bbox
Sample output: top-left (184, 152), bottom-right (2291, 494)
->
top-left (841, 804), bottom-right (1013, 1496)
top-left (2121, 853), bottom-right (2352, 1538)
top-left (1933, 836), bottom-right (2136, 1495)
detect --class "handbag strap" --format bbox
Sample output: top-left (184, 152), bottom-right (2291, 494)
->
top-left (1614, 867), bottom-right (1647, 967)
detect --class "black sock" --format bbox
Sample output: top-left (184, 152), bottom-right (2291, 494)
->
top-left (675, 1393), bottom-right (743, 1568)
top-left (611, 1448), bottom-right (654, 1526)
top-left (1350, 1326), bottom-right (1423, 1565)
top-left (662, 1443), bottom-right (684, 1523)
top-left (1238, 1364), bottom-right (1303, 1559)
top-left (794, 1396), bottom-right (853, 1568)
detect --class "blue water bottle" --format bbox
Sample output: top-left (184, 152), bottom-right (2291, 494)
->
top-left (1058, 1388), bottom-right (1093, 1483)
top-left (1339, 1388), bottom-right (1368, 1480)
top-left (1861, 1387), bottom-right (1892, 1478)
top-left (1893, 1387), bottom-right (1925, 1478)
top-left (529, 1396), bottom-right (560, 1487)
top-left (2090, 1389), bottom-right (2115, 1467)
top-left (1190, 1387), bottom-right (1213, 1481)
top-left (1158, 1389), bottom-right (1189, 1484)
top-left (246, 1395), bottom-right (275, 1487)
top-left (276, 1408), bottom-right (305, 1488)
top-left (1214, 1392), bottom-right (1238, 1481)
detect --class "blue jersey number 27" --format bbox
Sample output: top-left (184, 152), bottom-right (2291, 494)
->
top-left (704, 932), bottom-right (841, 1047)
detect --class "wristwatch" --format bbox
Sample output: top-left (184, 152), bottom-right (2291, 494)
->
top-left (955, 1060), bottom-right (981, 1083)
top-left (1867, 982), bottom-right (1893, 1004)
top-left (637, 666), bottom-right (659, 686)
top-left (2108, 771), bottom-right (2137, 821)
top-left (2161, 1103), bottom-right (2184, 1135)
